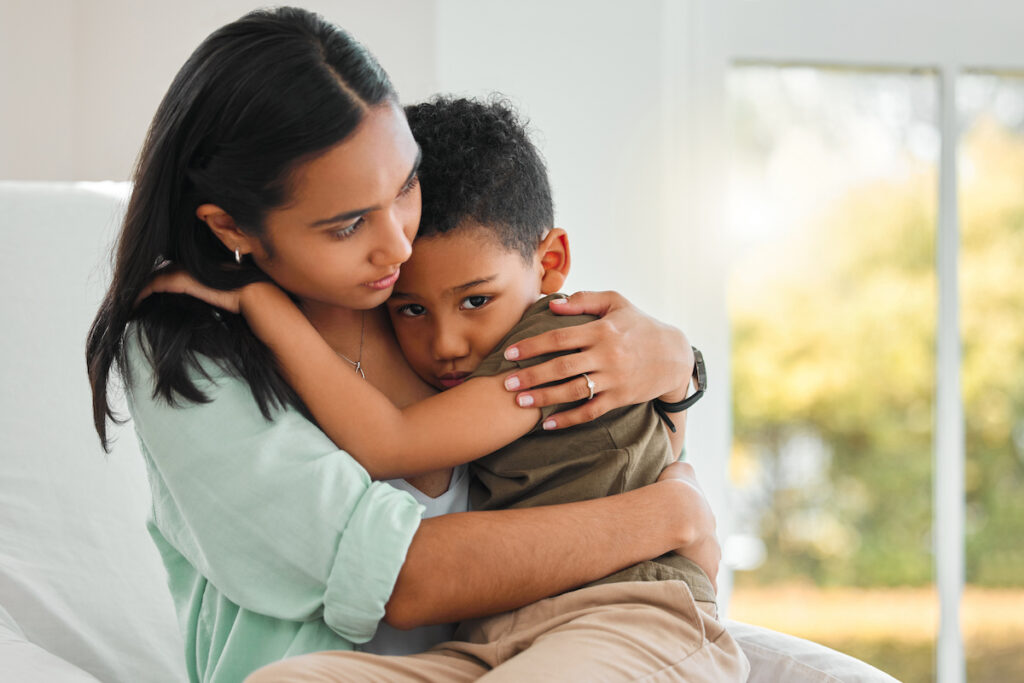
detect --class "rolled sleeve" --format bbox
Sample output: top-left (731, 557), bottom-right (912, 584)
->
top-left (325, 480), bottom-right (422, 642)
top-left (124, 330), bottom-right (423, 643)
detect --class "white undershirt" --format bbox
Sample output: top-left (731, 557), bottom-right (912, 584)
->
top-left (358, 465), bottom-right (470, 655)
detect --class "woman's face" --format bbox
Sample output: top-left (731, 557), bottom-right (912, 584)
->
top-left (248, 102), bottom-right (422, 312)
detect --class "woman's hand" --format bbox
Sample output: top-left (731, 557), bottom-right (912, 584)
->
top-left (658, 461), bottom-right (720, 591)
top-left (136, 268), bottom-right (245, 314)
top-left (503, 291), bottom-right (695, 429)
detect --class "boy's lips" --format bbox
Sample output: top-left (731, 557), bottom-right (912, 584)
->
top-left (364, 268), bottom-right (400, 290)
top-left (438, 371), bottom-right (470, 389)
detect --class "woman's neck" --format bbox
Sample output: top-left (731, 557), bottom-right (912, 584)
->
top-left (299, 300), bottom-right (367, 354)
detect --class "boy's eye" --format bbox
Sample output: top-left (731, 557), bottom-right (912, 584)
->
top-left (461, 295), bottom-right (491, 310)
top-left (397, 303), bottom-right (426, 318)
top-left (330, 216), bottom-right (364, 241)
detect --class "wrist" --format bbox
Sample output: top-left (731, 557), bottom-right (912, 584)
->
top-left (657, 339), bottom-right (694, 403)
top-left (655, 478), bottom-right (700, 548)
top-left (239, 281), bottom-right (284, 317)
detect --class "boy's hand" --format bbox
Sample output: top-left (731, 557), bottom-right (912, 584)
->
top-left (136, 267), bottom-right (260, 315)
top-left (658, 461), bottom-right (720, 592)
top-left (501, 290), bottom-right (693, 429)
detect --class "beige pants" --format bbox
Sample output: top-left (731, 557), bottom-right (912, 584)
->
top-left (245, 580), bottom-right (750, 682)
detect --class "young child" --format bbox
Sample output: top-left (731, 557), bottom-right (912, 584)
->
top-left (395, 96), bottom-right (716, 586)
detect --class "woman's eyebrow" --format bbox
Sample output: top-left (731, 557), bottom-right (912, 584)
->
top-left (308, 147), bottom-right (422, 228)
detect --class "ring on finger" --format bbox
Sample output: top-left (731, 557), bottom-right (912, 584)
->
top-left (581, 372), bottom-right (596, 401)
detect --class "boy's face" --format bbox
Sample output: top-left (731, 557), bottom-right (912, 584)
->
top-left (386, 224), bottom-right (544, 391)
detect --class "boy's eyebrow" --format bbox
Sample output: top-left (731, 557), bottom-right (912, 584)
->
top-left (450, 275), bottom-right (497, 293)
top-left (390, 274), bottom-right (498, 300)
top-left (308, 147), bottom-right (422, 227)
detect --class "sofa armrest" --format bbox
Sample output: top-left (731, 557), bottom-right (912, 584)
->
top-left (726, 620), bottom-right (900, 683)
top-left (0, 605), bottom-right (102, 683)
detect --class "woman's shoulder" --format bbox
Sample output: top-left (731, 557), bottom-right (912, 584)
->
top-left (123, 320), bottom-right (338, 459)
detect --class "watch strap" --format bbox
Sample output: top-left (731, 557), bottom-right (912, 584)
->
top-left (653, 346), bottom-right (706, 433)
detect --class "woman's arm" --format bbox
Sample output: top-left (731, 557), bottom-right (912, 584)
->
top-left (499, 291), bottom-right (696, 456)
top-left (386, 477), bottom-right (705, 628)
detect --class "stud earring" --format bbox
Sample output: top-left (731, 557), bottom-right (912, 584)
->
top-left (234, 248), bottom-right (242, 264)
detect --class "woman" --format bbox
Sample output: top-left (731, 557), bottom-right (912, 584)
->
top-left (86, 8), bottom-right (716, 682)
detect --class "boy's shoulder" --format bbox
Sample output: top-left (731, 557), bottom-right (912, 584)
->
top-left (470, 294), bottom-right (597, 379)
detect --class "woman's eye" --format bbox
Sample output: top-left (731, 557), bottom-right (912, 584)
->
top-left (330, 216), bottom-right (364, 241)
top-left (461, 295), bottom-right (490, 310)
top-left (398, 174), bottom-right (419, 198)
top-left (398, 303), bottom-right (426, 318)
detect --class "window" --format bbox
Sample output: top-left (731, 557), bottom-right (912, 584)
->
top-left (726, 65), bottom-right (940, 681)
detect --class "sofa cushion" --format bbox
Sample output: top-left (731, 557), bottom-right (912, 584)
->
top-left (726, 619), bottom-right (900, 682)
top-left (0, 182), bottom-right (186, 683)
top-left (0, 604), bottom-right (102, 683)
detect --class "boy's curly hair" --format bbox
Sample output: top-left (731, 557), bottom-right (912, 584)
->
top-left (404, 96), bottom-right (554, 260)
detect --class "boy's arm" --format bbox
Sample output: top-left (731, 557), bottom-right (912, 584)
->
top-left (242, 283), bottom-right (540, 479)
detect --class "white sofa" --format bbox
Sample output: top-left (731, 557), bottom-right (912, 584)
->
top-left (0, 181), bottom-right (901, 682)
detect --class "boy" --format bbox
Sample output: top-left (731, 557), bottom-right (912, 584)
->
top-left (366, 96), bottom-right (747, 679)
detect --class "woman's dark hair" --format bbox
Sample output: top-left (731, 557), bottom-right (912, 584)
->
top-left (86, 7), bottom-right (397, 451)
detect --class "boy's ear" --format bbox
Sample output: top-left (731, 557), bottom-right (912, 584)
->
top-left (196, 204), bottom-right (259, 259)
top-left (537, 228), bottom-right (571, 295)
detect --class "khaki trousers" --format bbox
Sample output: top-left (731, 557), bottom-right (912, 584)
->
top-left (245, 580), bottom-right (750, 682)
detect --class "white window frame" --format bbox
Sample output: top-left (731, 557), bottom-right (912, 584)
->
top-left (663, 3), bottom-right (1024, 681)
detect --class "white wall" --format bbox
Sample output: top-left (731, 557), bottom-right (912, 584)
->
top-left (0, 0), bottom-right (76, 179)
top-left (0, 0), bottom-right (438, 181)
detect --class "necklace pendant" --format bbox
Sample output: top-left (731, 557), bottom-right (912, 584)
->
top-left (353, 361), bottom-right (365, 380)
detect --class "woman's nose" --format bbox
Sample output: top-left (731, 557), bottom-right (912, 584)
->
top-left (371, 208), bottom-right (413, 266)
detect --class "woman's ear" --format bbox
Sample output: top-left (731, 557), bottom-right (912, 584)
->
top-left (537, 228), bottom-right (571, 295)
top-left (196, 204), bottom-right (257, 259)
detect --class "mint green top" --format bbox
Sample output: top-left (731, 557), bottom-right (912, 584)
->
top-left (124, 329), bottom-right (425, 683)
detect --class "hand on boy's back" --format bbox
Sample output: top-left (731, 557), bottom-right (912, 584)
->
top-left (658, 461), bottom-right (720, 592)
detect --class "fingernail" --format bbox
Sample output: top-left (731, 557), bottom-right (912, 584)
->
top-left (504, 346), bottom-right (520, 360)
top-left (542, 419), bottom-right (557, 430)
top-left (550, 298), bottom-right (568, 305)
top-left (504, 375), bottom-right (520, 390)
top-left (517, 394), bottom-right (534, 407)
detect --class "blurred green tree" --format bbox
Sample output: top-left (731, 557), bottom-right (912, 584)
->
top-left (730, 115), bottom-right (1024, 588)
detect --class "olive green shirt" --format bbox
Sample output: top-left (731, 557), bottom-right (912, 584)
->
top-left (468, 295), bottom-right (715, 602)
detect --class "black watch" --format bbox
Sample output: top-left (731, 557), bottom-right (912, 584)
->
top-left (653, 347), bottom-right (706, 433)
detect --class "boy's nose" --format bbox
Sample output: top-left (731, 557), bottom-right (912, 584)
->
top-left (432, 324), bottom-right (470, 361)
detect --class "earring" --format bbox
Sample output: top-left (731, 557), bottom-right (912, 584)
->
top-left (234, 248), bottom-right (242, 264)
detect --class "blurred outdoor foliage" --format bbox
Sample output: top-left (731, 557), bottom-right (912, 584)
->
top-left (730, 113), bottom-right (1024, 588)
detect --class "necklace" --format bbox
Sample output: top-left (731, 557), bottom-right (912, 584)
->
top-left (336, 311), bottom-right (366, 379)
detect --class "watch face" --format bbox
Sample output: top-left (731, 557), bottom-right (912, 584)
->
top-left (693, 347), bottom-right (707, 392)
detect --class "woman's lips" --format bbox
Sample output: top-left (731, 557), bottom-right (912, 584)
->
top-left (365, 268), bottom-right (400, 290)
top-left (438, 372), bottom-right (470, 389)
